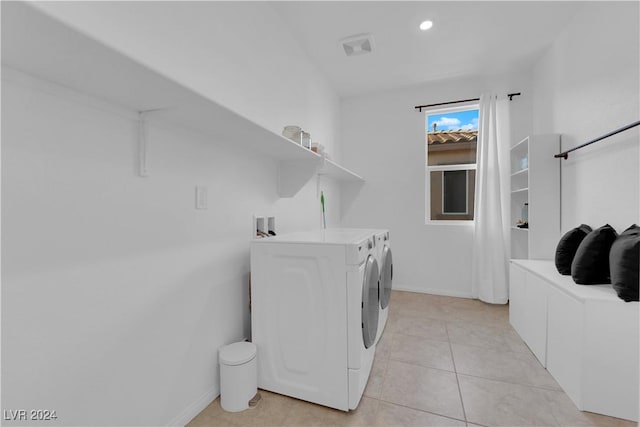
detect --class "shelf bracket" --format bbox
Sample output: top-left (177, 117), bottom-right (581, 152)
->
top-left (277, 159), bottom-right (322, 198)
top-left (137, 109), bottom-right (164, 177)
top-left (137, 111), bottom-right (150, 177)
top-left (316, 174), bottom-right (321, 199)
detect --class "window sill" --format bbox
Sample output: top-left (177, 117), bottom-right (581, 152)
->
top-left (425, 220), bottom-right (475, 226)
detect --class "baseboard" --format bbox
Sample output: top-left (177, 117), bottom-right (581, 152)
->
top-left (167, 387), bottom-right (219, 427)
top-left (393, 284), bottom-right (474, 299)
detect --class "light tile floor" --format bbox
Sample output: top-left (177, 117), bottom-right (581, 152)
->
top-left (187, 290), bottom-right (636, 427)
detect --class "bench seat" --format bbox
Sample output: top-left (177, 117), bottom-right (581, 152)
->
top-left (509, 259), bottom-right (638, 422)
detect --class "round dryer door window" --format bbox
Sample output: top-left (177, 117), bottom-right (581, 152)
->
top-left (380, 245), bottom-right (393, 309)
top-left (361, 255), bottom-right (379, 349)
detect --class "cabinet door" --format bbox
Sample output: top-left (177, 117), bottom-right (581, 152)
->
top-left (509, 263), bottom-right (527, 337)
top-left (523, 274), bottom-right (549, 366)
top-left (546, 285), bottom-right (583, 409)
top-left (582, 300), bottom-right (638, 420)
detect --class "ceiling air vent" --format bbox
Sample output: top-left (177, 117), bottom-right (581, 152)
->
top-left (339, 33), bottom-right (375, 57)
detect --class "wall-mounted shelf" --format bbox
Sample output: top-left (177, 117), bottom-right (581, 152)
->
top-left (511, 168), bottom-right (529, 178)
top-left (511, 136), bottom-right (530, 152)
top-left (2, 2), bottom-right (363, 197)
top-left (319, 159), bottom-right (364, 181)
top-left (511, 187), bottom-right (529, 194)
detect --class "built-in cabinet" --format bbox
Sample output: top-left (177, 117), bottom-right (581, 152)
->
top-left (509, 260), bottom-right (639, 422)
top-left (2, 3), bottom-right (363, 198)
top-left (509, 135), bottom-right (560, 259)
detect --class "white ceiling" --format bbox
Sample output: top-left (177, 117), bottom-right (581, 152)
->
top-left (272, 1), bottom-right (583, 97)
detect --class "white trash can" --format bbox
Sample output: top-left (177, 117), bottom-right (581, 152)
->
top-left (219, 341), bottom-right (257, 412)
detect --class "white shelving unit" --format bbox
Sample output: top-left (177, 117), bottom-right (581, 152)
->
top-left (510, 135), bottom-right (560, 259)
top-left (2, 3), bottom-right (363, 198)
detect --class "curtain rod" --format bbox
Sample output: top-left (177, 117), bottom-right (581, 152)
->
top-left (414, 92), bottom-right (521, 112)
top-left (554, 120), bottom-right (640, 160)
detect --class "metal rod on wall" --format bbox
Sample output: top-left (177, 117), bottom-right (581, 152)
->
top-left (554, 120), bottom-right (640, 160)
top-left (414, 92), bottom-right (521, 112)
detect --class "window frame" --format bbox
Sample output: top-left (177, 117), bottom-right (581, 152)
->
top-left (424, 102), bottom-right (479, 226)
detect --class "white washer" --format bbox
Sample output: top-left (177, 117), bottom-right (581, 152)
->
top-left (250, 229), bottom-right (379, 411)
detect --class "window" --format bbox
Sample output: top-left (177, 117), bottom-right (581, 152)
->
top-left (425, 104), bottom-right (479, 223)
top-left (443, 170), bottom-right (468, 214)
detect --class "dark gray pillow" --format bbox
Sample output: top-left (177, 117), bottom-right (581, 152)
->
top-left (571, 224), bottom-right (618, 284)
top-left (610, 224), bottom-right (639, 302)
top-left (555, 224), bottom-right (592, 275)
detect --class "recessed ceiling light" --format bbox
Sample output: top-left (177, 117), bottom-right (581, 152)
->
top-left (419, 20), bottom-right (433, 31)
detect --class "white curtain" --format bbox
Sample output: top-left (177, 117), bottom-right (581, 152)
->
top-left (471, 93), bottom-right (511, 304)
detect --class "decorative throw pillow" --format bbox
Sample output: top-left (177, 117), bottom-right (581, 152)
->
top-left (571, 224), bottom-right (618, 284)
top-left (609, 224), bottom-right (640, 302)
top-left (555, 224), bottom-right (592, 275)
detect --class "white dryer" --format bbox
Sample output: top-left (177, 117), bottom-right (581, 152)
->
top-left (327, 229), bottom-right (393, 346)
top-left (250, 229), bottom-right (379, 411)
top-left (373, 230), bottom-right (392, 345)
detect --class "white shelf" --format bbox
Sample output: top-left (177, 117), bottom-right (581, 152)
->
top-left (2, 3), bottom-right (363, 197)
top-left (511, 136), bottom-right (530, 151)
top-left (511, 187), bottom-right (529, 194)
top-left (511, 226), bottom-right (529, 232)
top-left (511, 168), bottom-right (529, 177)
top-left (318, 159), bottom-right (364, 181)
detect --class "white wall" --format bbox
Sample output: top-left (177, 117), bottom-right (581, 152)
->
top-left (1, 3), bottom-right (342, 426)
top-left (532, 2), bottom-right (640, 233)
top-left (340, 73), bottom-right (532, 297)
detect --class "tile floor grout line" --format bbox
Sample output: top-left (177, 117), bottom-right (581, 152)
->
top-left (401, 316), bottom-right (509, 331)
top-left (453, 372), bottom-right (564, 392)
top-left (386, 356), bottom-right (459, 376)
top-left (362, 394), bottom-right (382, 427)
top-left (375, 337), bottom-right (468, 426)
top-left (369, 395), bottom-right (468, 425)
top-left (446, 320), bottom-right (469, 424)
top-left (387, 355), bottom-right (456, 374)
top-left (548, 407), bottom-right (565, 427)
top-left (445, 336), bottom-right (532, 350)
top-left (392, 330), bottom-right (451, 345)
top-left (391, 310), bottom-right (512, 328)
top-left (367, 346), bottom-right (393, 426)
top-left (422, 333), bottom-right (532, 356)
top-left (391, 311), bottom-right (515, 332)
top-left (447, 342), bottom-right (533, 356)
top-left (371, 336), bottom-right (393, 399)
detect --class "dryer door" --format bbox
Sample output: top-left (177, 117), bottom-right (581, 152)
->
top-left (380, 245), bottom-right (393, 309)
top-left (361, 255), bottom-right (379, 349)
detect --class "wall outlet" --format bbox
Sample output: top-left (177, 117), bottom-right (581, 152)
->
top-left (253, 214), bottom-right (275, 238)
top-left (195, 186), bottom-right (208, 210)
top-left (267, 216), bottom-right (275, 235)
top-left (256, 216), bottom-right (266, 235)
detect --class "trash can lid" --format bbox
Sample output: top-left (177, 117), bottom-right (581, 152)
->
top-left (219, 342), bottom-right (257, 366)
